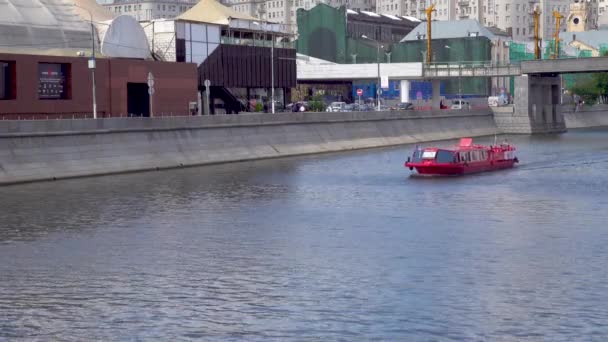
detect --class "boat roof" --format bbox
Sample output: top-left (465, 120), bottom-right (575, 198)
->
top-left (422, 138), bottom-right (490, 152)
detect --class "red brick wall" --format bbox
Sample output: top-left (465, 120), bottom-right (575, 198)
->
top-left (0, 53), bottom-right (198, 119)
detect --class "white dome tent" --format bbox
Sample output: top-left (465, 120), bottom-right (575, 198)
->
top-left (97, 15), bottom-right (151, 59)
top-left (0, 0), bottom-right (150, 59)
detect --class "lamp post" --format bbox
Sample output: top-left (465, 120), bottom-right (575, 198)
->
top-left (74, 4), bottom-right (97, 119)
top-left (444, 44), bottom-right (461, 100)
top-left (361, 34), bottom-right (381, 111)
top-left (271, 28), bottom-right (275, 114)
top-left (253, 21), bottom-right (275, 114)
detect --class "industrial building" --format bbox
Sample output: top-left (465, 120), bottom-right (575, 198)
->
top-left (140, 0), bottom-right (297, 114)
top-left (0, 0), bottom-right (198, 118)
top-left (295, 4), bottom-right (507, 104)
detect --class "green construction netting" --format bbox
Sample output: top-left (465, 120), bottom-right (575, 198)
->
top-left (390, 38), bottom-right (492, 96)
top-left (345, 38), bottom-right (380, 63)
top-left (543, 39), bottom-right (566, 59)
top-left (509, 42), bottom-right (534, 62)
top-left (296, 4), bottom-right (347, 63)
top-left (578, 49), bottom-right (593, 58)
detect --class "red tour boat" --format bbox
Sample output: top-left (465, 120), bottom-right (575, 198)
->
top-left (405, 137), bottom-right (518, 176)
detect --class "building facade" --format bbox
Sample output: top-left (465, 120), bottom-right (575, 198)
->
top-left (103, 0), bottom-right (197, 21)
top-left (296, 4), bottom-right (418, 64)
top-left (141, 0), bottom-right (297, 113)
top-left (221, 0), bottom-right (376, 33)
top-left (0, 53), bottom-right (198, 118)
top-left (374, 0), bottom-right (599, 42)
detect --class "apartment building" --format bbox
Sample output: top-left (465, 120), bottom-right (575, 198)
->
top-left (374, 0), bottom-right (454, 20)
top-left (221, 0), bottom-right (376, 33)
top-left (375, 0), bottom-right (599, 42)
top-left (102, 0), bottom-right (197, 21)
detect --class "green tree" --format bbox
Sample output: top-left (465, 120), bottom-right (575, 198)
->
top-left (308, 94), bottom-right (326, 112)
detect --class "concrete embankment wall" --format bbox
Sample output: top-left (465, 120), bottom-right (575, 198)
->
top-left (562, 105), bottom-right (608, 128)
top-left (0, 110), bottom-right (497, 185)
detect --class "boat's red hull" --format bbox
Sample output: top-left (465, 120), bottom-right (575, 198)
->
top-left (407, 159), bottom-right (517, 176)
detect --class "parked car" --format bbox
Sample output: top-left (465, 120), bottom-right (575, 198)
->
top-left (488, 96), bottom-right (507, 107)
top-left (396, 102), bottom-right (414, 110)
top-left (326, 101), bottom-right (347, 112)
top-left (451, 99), bottom-right (470, 110)
top-left (343, 103), bottom-right (356, 112)
top-left (271, 101), bottom-right (285, 112)
top-left (287, 102), bottom-right (309, 112)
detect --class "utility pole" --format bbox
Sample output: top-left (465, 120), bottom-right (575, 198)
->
top-left (74, 4), bottom-right (97, 119)
top-left (361, 34), bottom-right (382, 111)
top-left (553, 11), bottom-right (563, 59)
top-left (533, 7), bottom-right (541, 60)
top-left (271, 28), bottom-right (275, 114)
top-left (425, 4), bottom-right (436, 65)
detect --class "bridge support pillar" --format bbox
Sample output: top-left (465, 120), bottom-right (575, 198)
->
top-left (493, 75), bottom-right (566, 134)
top-left (431, 80), bottom-right (441, 110)
top-left (400, 80), bottom-right (410, 103)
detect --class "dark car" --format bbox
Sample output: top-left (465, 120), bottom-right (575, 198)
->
top-left (397, 102), bottom-right (414, 110)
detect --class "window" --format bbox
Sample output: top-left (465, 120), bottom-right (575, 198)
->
top-left (38, 63), bottom-right (70, 100)
top-left (436, 150), bottom-right (455, 164)
top-left (0, 61), bottom-right (15, 100)
top-left (422, 151), bottom-right (436, 159)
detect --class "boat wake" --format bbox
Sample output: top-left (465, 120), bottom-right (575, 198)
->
top-left (515, 158), bottom-right (608, 172)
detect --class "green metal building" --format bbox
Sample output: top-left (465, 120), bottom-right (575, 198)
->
top-left (297, 5), bottom-right (498, 99)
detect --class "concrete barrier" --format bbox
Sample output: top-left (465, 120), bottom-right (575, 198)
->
top-left (562, 104), bottom-right (608, 128)
top-left (0, 110), bottom-right (497, 185)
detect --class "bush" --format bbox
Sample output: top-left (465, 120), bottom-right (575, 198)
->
top-left (308, 94), bottom-right (326, 112)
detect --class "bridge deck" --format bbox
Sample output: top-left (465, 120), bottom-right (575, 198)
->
top-left (423, 62), bottom-right (522, 79)
top-left (521, 57), bottom-right (608, 74)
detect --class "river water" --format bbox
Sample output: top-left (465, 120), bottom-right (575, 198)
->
top-left (1, 128), bottom-right (608, 341)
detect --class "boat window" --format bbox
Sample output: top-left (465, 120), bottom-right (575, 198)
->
top-left (422, 151), bottom-right (436, 159)
top-left (436, 150), bottom-right (454, 163)
top-left (412, 149), bottom-right (423, 162)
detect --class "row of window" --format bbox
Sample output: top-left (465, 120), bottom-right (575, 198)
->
top-left (459, 150), bottom-right (487, 163)
top-left (0, 61), bottom-right (71, 101)
top-left (111, 4), bottom-right (192, 13)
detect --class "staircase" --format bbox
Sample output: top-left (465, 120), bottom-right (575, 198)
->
top-left (209, 86), bottom-right (248, 114)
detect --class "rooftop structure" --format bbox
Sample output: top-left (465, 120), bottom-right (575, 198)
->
top-left (400, 19), bottom-right (496, 42)
top-left (296, 4), bottom-right (418, 64)
top-left (0, 0), bottom-right (150, 59)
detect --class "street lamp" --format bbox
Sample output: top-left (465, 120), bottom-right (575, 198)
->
top-left (444, 45), bottom-right (462, 101)
top-left (361, 34), bottom-right (381, 111)
top-left (253, 21), bottom-right (275, 114)
top-left (73, 4), bottom-right (97, 119)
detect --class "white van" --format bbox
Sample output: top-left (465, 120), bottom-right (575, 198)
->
top-left (451, 99), bottom-right (470, 110)
top-left (326, 102), bottom-right (346, 112)
top-left (488, 96), bottom-right (507, 107)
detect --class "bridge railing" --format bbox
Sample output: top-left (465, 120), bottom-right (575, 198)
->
top-left (423, 61), bottom-right (522, 77)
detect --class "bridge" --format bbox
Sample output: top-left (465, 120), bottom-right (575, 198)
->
top-left (296, 55), bottom-right (608, 134)
top-left (297, 55), bottom-right (608, 81)
top-left (520, 57), bottom-right (608, 75)
top-left (422, 62), bottom-right (522, 78)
